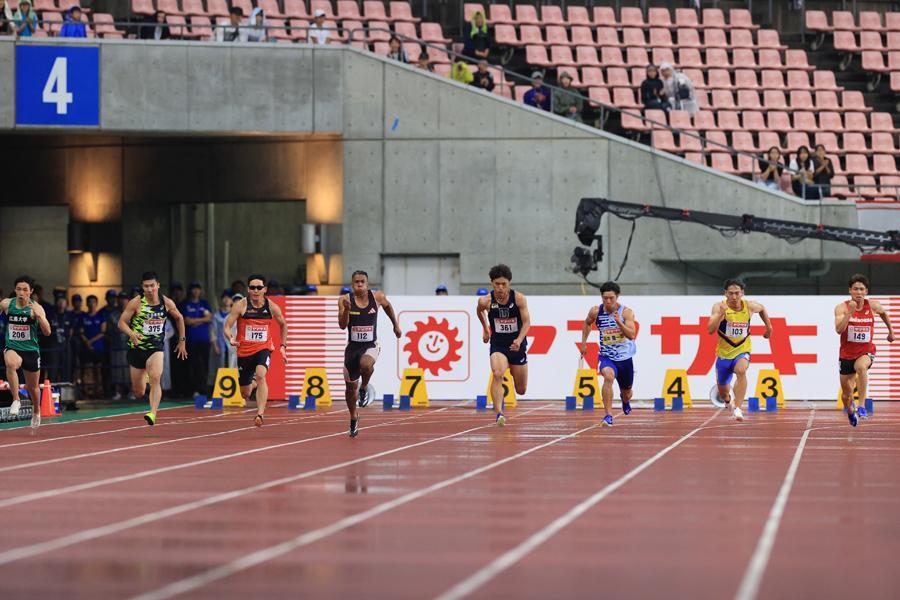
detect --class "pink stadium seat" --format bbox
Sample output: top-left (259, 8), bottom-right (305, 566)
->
top-left (717, 110), bottom-right (741, 131)
top-left (525, 45), bottom-right (551, 68)
top-left (787, 70), bottom-right (812, 90)
top-left (758, 131), bottom-right (781, 149)
top-left (815, 91), bottom-right (840, 111)
top-left (593, 6), bottom-right (615, 26)
top-left (767, 111), bottom-right (791, 132)
top-left (165, 14), bottom-right (190, 37)
top-left (758, 49), bottom-right (784, 70)
top-left (742, 110), bottom-right (766, 131)
top-left (629, 67), bottom-right (648, 88)
top-left (732, 131), bottom-right (758, 154)
top-left (892, 71), bottom-right (900, 92)
top-left (842, 90), bottom-right (872, 112)
top-left (181, 0), bottom-right (207, 16)
top-left (267, 17), bottom-right (291, 40)
top-left (785, 50), bottom-right (814, 70)
top-left (815, 132), bottom-right (838, 153)
top-left (786, 132), bottom-right (810, 150)
top-left (854, 175), bottom-right (880, 198)
top-left (259, 0), bottom-right (286, 18)
top-left (683, 68), bottom-right (706, 89)
top-left (842, 133), bottom-right (869, 153)
top-left (620, 7), bottom-right (646, 29)
top-left (707, 69), bottom-right (732, 89)
top-left (829, 175), bottom-right (853, 199)
top-left (712, 89), bottom-right (736, 109)
top-left (860, 31), bottom-right (885, 51)
top-left (190, 15), bottom-right (214, 39)
top-left (757, 29), bottom-right (787, 50)
top-left (729, 9), bottom-right (759, 31)
top-left (678, 48), bottom-right (703, 69)
top-left (311, 1), bottom-right (335, 19)
top-left (588, 86), bottom-right (611, 107)
top-left (290, 19), bottom-right (309, 41)
top-left (887, 13), bottom-right (900, 32)
top-left (679, 131), bottom-right (704, 153)
top-left (890, 51), bottom-right (900, 70)
top-left (735, 69), bottom-right (760, 89)
top-left (677, 28), bottom-right (701, 48)
top-left (844, 154), bottom-right (871, 175)
top-left (232, 0), bottom-right (255, 18)
top-left (834, 31), bottom-right (860, 52)
top-left (813, 70), bottom-right (842, 91)
top-left (820, 112), bottom-right (847, 133)
top-left (732, 49), bottom-right (759, 69)
top-left (621, 111), bottom-right (649, 132)
top-left (93, 13), bottom-right (124, 38)
top-left (736, 154), bottom-right (756, 175)
top-left (879, 175), bottom-right (900, 198)
top-left (520, 25), bottom-right (545, 45)
top-left (463, 3), bottom-right (483, 22)
top-left (157, 0), bottom-right (185, 16)
top-left (763, 90), bottom-right (788, 110)
top-left (612, 87), bottom-right (640, 109)
top-left (793, 111), bottom-right (818, 132)
top-left (545, 26), bottom-right (571, 46)
top-left (675, 8), bottom-right (699, 29)
top-left (426, 44), bottom-right (450, 63)
top-left (389, 2), bottom-right (420, 23)
top-left (364, 1), bottom-right (391, 22)
top-left (648, 8), bottom-right (672, 29)
top-left (832, 11), bottom-right (859, 32)
top-left (338, 0), bottom-right (362, 21)
top-left (567, 6), bottom-right (591, 26)
top-left (488, 4), bottom-right (514, 25)
top-left (737, 89), bottom-right (762, 110)
top-left (34, 0), bottom-right (60, 12)
top-left (704, 29), bottom-right (728, 48)
top-left (652, 130), bottom-right (679, 153)
top-left (367, 20), bottom-right (391, 42)
top-left (392, 20), bottom-right (416, 39)
top-left (790, 90), bottom-right (814, 110)
top-left (580, 66), bottom-right (604, 87)
top-left (664, 110), bottom-right (690, 131)
top-left (625, 47), bottom-right (650, 67)
top-left (649, 27), bottom-right (673, 48)
top-left (873, 154), bottom-right (897, 174)
top-left (541, 5), bottom-right (566, 26)
top-left (705, 48), bottom-right (730, 68)
top-left (600, 47), bottom-right (626, 67)
top-left (595, 26), bottom-right (620, 47)
top-left (652, 47), bottom-right (676, 66)
top-left (693, 110), bottom-right (717, 131)
top-left (684, 152), bottom-right (706, 166)
top-left (494, 24), bottom-right (520, 46)
top-left (871, 133), bottom-right (900, 155)
top-left (570, 26), bottom-right (595, 47)
top-left (207, 0), bottom-right (231, 17)
top-left (644, 109), bottom-right (668, 129)
top-left (550, 45), bottom-right (577, 67)
top-left (804, 10), bottom-right (831, 33)
top-left (514, 4), bottom-right (540, 26)
top-left (887, 32), bottom-right (900, 49)
top-left (420, 22), bottom-right (450, 43)
top-left (576, 46), bottom-right (600, 66)
top-left (730, 29), bottom-right (755, 49)
top-left (41, 11), bottom-right (62, 36)
top-left (606, 67), bottom-right (629, 87)
top-left (710, 153), bottom-right (737, 174)
top-left (622, 27), bottom-right (646, 48)
top-left (702, 9), bottom-right (727, 29)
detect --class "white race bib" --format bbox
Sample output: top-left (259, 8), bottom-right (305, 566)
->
top-left (142, 319), bottom-right (164, 336)
top-left (350, 326), bottom-right (374, 342)
top-left (847, 325), bottom-right (871, 343)
top-left (494, 318), bottom-right (518, 334)
top-left (245, 325), bottom-right (268, 342)
top-left (9, 324), bottom-right (30, 341)
top-left (725, 321), bottom-right (749, 339)
top-left (601, 327), bottom-right (624, 345)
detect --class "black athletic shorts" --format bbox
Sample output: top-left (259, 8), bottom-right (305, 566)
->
top-left (489, 342), bottom-right (528, 366)
top-left (238, 350), bottom-right (271, 386)
top-left (840, 354), bottom-right (874, 375)
top-left (3, 348), bottom-right (40, 373)
top-left (127, 348), bottom-right (162, 370)
top-left (344, 342), bottom-right (380, 382)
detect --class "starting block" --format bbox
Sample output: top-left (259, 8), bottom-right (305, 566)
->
top-left (303, 396), bottom-right (316, 410)
top-left (398, 395), bottom-right (411, 411)
top-left (475, 395), bottom-right (488, 411)
top-left (671, 396), bottom-right (684, 411)
top-left (765, 396), bottom-right (778, 412)
top-left (565, 396), bottom-right (577, 411)
top-left (211, 397), bottom-right (223, 410)
top-left (287, 395), bottom-right (301, 410)
top-left (194, 395), bottom-right (207, 409)
top-left (382, 394), bottom-right (394, 410)
top-left (865, 398), bottom-right (874, 414)
top-left (747, 397), bottom-right (760, 412)
top-left (582, 396), bottom-right (595, 411)
top-left (653, 397), bottom-right (665, 411)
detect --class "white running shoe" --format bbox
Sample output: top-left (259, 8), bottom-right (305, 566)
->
top-left (733, 407), bottom-right (744, 422)
top-left (31, 411), bottom-right (41, 429)
top-left (9, 399), bottom-right (21, 416)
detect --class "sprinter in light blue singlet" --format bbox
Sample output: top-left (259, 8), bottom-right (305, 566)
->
top-left (580, 281), bottom-right (637, 427)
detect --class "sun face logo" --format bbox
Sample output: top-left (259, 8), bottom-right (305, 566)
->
top-left (403, 317), bottom-right (464, 376)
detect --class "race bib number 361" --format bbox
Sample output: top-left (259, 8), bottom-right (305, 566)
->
top-left (494, 318), bottom-right (518, 334)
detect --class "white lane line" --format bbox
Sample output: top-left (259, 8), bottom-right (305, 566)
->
top-left (734, 411), bottom-right (815, 600)
top-left (0, 404), bottom-right (553, 567)
top-left (435, 410), bottom-right (723, 600)
top-left (129, 409), bottom-right (594, 600)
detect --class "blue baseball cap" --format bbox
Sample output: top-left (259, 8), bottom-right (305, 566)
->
top-left (71, 293), bottom-right (82, 301)
top-left (341, 286), bottom-right (351, 294)
top-left (105, 288), bottom-right (118, 298)
top-left (435, 284), bottom-right (448, 293)
top-left (476, 287), bottom-right (489, 296)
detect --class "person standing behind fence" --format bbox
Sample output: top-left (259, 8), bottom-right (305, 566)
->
top-left (181, 281), bottom-right (213, 400)
top-left (80, 295), bottom-right (107, 398)
top-left (106, 292), bottom-right (131, 400)
top-left (46, 289), bottom-right (75, 383)
top-left (211, 290), bottom-right (237, 377)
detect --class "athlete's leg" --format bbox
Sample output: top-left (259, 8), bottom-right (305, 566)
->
top-left (344, 371), bottom-right (360, 420)
top-left (489, 352), bottom-right (510, 414)
top-left (599, 366), bottom-right (616, 417)
top-left (839, 373), bottom-right (857, 414)
top-left (732, 357), bottom-right (750, 409)
top-left (129, 365), bottom-right (148, 400)
top-left (621, 387), bottom-right (633, 405)
top-left (716, 358), bottom-right (734, 408)
top-left (616, 359), bottom-right (635, 414)
top-left (145, 352), bottom-right (165, 415)
top-left (23, 368), bottom-right (41, 427)
top-left (509, 364), bottom-right (528, 395)
top-left (854, 355), bottom-right (873, 406)
top-left (359, 354), bottom-right (376, 390)
top-left (254, 364), bottom-right (269, 416)
top-left (4, 350), bottom-right (23, 402)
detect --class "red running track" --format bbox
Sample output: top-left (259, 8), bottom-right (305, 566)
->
top-left (0, 402), bottom-right (898, 600)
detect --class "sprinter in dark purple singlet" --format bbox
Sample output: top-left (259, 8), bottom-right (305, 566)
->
top-left (337, 270), bottom-right (402, 437)
top-left (476, 264), bottom-right (531, 426)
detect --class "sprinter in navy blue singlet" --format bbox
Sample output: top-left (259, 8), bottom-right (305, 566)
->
top-left (476, 264), bottom-right (531, 427)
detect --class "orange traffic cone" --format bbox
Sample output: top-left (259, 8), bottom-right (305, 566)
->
top-left (40, 379), bottom-right (61, 418)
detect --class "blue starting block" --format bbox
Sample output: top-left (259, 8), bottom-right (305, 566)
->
top-left (194, 395), bottom-right (206, 409)
top-left (671, 396), bottom-right (683, 411)
top-left (303, 396), bottom-right (316, 410)
top-left (747, 397), bottom-right (760, 412)
top-left (287, 395), bottom-right (301, 410)
top-left (582, 396), bottom-right (595, 411)
top-left (765, 396), bottom-right (778, 412)
top-left (865, 398), bottom-right (874, 414)
top-left (382, 394), bottom-right (394, 410)
top-left (475, 395), bottom-right (488, 411)
top-left (653, 397), bottom-right (665, 411)
top-left (210, 397), bottom-right (223, 410)
top-left (399, 395), bottom-right (411, 411)
top-left (565, 396), bottom-right (577, 411)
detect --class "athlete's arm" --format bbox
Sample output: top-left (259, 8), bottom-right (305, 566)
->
top-left (375, 291), bottom-right (402, 338)
top-left (749, 301), bottom-right (773, 339)
top-left (580, 306), bottom-right (599, 356)
top-left (834, 302), bottom-right (852, 334)
top-left (118, 297), bottom-right (143, 345)
top-left (30, 302), bottom-right (52, 337)
top-left (617, 307), bottom-right (637, 340)
top-left (510, 293), bottom-right (530, 352)
top-left (165, 297), bottom-right (188, 360)
top-left (476, 296), bottom-right (490, 343)
top-left (0, 298), bottom-right (9, 314)
top-left (870, 300), bottom-right (895, 342)
top-left (223, 299), bottom-right (245, 346)
top-left (271, 301), bottom-right (290, 362)
top-left (707, 302), bottom-right (726, 334)
top-left (337, 295), bottom-right (350, 330)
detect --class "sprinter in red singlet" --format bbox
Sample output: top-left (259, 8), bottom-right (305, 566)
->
top-left (224, 274), bottom-right (288, 427)
top-left (338, 270), bottom-right (402, 438)
top-left (835, 273), bottom-right (894, 427)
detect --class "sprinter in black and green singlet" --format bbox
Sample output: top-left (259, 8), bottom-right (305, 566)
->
top-left (1, 276), bottom-right (51, 427)
top-left (118, 271), bottom-right (187, 426)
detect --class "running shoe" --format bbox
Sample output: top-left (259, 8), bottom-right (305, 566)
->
top-left (254, 414), bottom-right (264, 427)
top-left (144, 411), bottom-right (156, 426)
top-left (349, 417), bottom-right (359, 438)
top-left (358, 384), bottom-right (374, 408)
top-left (857, 405), bottom-right (869, 419)
top-left (848, 411), bottom-right (858, 427)
top-left (31, 411), bottom-right (41, 429)
top-left (733, 407), bottom-right (744, 422)
top-left (622, 401), bottom-right (632, 416)
top-left (9, 399), bottom-right (20, 416)
top-left (496, 413), bottom-right (506, 427)
top-left (602, 415), bottom-right (613, 427)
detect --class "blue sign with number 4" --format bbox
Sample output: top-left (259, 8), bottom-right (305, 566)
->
top-left (16, 45), bottom-right (100, 126)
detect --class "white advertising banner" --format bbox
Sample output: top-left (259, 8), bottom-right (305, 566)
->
top-left (283, 296), bottom-right (899, 403)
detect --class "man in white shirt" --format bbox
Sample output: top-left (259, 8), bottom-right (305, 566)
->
top-left (309, 8), bottom-right (330, 44)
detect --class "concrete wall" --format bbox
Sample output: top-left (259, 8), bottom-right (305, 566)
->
top-left (0, 39), bottom-right (884, 295)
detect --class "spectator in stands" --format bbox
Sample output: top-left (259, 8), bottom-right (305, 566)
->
top-left (812, 144), bottom-right (835, 198)
top-left (212, 290), bottom-right (236, 371)
top-left (435, 284), bottom-right (449, 296)
top-left (470, 59), bottom-right (494, 92)
top-left (553, 72), bottom-right (583, 123)
top-left (524, 71), bottom-right (551, 112)
top-left (309, 8), bottom-right (329, 45)
top-left (758, 146), bottom-right (784, 191)
top-left (13, 0), bottom-right (37, 38)
top-left (1, 1), bottom-right (14, 35)
top-left (169, 281), bottom-right (189, 396)
top-left (182, 281), bottom-right (212, 399)
top-left (107, 292), bottom-right (130, 400)
top-left (416, 46), bottom-right (433, 72)
top-left (229, 279), bottom-right (247, 297)
top-left (659, 62), bottom-right (698, 115)
top-left (216, 6), bottom-right (247, 43)
top-left (139, 10), bottom-right (170, 40)
top-left (59, 5), bottom-right (86, 38)
top-left (246, 7), bottom-right (267, 43)
top-left (46, 291), bottom-right (75, 383)
top-left (80, 295), bottom-right (106, 398)
top-left (451, 60), bottom-right (473, 84)
top-left (463, 9), bottom-right (491, 61)
top-left (267, 279), bottom-right (284, 296)
top-left (789, 146), bottom-right (819, 200)
top-left (640, 64), bottom-right (668, 113)
top-left (387, 35), bottom-right (407, 63)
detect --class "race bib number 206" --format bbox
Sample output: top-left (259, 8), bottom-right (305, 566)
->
top-left (9, 324), bottom-right (30, 341)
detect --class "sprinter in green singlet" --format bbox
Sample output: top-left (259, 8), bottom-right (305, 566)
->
top-left (118, 271), bottom-right (187, 426)
top-left (1, 276), bottom-right (52, 428)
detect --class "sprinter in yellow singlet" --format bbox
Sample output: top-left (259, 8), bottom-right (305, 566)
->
top-left (707, 279), bottom-right (772, 421)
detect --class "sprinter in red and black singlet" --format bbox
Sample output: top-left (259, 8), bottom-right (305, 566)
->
top-left (225, 275), bottom-right (288, 427)
top-left (834, 273), bottom-right (894, 426)
top-left (338, 270), bottom-right (402, 438)
top-left (476, 264), bottom-right (531, 427)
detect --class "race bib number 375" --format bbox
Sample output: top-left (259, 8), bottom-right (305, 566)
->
top-left (143, 319), bottom-right (164, 336)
